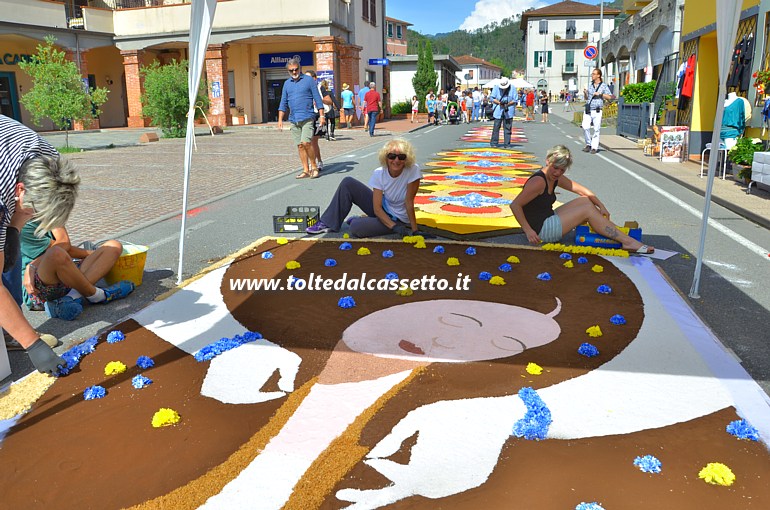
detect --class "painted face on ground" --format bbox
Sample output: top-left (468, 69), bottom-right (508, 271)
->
top-left (342, 299), bottom-right (562, 363)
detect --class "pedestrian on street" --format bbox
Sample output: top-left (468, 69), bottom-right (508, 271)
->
top-left (0, 114), bottom-right (78, 376)
top-left (305, 138), bottom-right (421, 237)
top-left (525, 89), bottom-right (535, 121)
top-left (304, 70), bottom-right (330, 171)
top-left (341, 83), bottom-right (355, 129)
top-left (364, 82), bottom-right (382, 137)
top-left (489, 77), bottom-right (516, 148)
top-left (357, 83), bottom-right (370, 130)
top-left (510, 144), bottom-right (654, 253)
top-left (277, 57), bottom-right (325, 179)
top-left (539, 89), bottom-right (549, 123)
top-left (582, 68), bottom-right (613, 154)
top-left (472, 87), bottom-right (482, 121)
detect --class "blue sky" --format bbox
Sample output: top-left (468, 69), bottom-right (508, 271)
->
top-left (387, 0), bottom-right (602, 35)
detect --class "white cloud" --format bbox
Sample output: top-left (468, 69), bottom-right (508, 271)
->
top-left (459, 0), bottom-right (547, 32)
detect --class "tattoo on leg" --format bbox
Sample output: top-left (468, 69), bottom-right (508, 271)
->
top-left (604, 226), bottom-right (620, 239)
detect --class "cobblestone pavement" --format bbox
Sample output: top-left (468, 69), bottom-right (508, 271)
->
top-left (49, 122), bottom-right (417, 245)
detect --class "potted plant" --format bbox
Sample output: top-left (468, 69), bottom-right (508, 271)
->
top-left (727, 136), bottom-right (763, 183)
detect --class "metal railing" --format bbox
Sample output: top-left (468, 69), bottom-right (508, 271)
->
top-left (51, 0), bottom-right (192, 10)
top-left (553, 31), bottom-right (588, 42)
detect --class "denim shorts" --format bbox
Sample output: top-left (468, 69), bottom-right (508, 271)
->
top-left (538, 214), bottom-right (563, 243)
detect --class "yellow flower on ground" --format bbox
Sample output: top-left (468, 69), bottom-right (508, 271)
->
top-left (525, 362), bottom-right (543, 375)
top-left (447, 257), bottom-right (460, 266)
top-left (507, 255), bottom-right (520, 264)
top-left (357, 247), bottom-right (371, 255)
top-left (285, 260), bottom-right (301, 269)
top-left (698, 463), bottom-right (735, 486)
top-left (591, 264), bottom-right (604, 273)
top-left (403, 235), bottom-right (424, 244)
top-left (152, 408), bottom-right (181, 428)
top-left (414, 240), bottom-right (427, 249)
top-left (563, 260), bottom-right (574, 268)
top-left (586, 325), bottom-right (603, 337)
top-left (276, 238), bottom-right (289, 245)
top-left (489, 276), bottom-right (506, 285)
top-left (396, 287), bottom-right (413, 296)
top-left (104, 361), bottom-right (127, 376)
top-left (343, 233), bottom-right (350, 239)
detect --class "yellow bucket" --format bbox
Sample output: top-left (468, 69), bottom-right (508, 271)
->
top-left (105, 243), bottom-right (148, 287)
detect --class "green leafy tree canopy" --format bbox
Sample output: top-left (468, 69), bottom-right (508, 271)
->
top-left (18, 35), bottom-right (108, 146)
top-left (412, 40), bottom-right (439, 112)
top-left (140, 59), bottom-right (209, 138)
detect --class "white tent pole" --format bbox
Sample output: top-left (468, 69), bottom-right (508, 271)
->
top-left (689, 0), bottom-right (742, 299)
top-left (177, 0), bottom-right (217, 285)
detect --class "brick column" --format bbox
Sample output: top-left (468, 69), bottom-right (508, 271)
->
top-left (121, 49), bottom-right (150, 128)
top-left (204, 44), bottom-right (230, 127)
top-left (64, 49), bottom-right (101, 130)
top-left (339, 43), bottom-right (362, 96)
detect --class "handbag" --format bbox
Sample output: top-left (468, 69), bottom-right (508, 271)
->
top-left (584, 103), bottom-right (591, 114)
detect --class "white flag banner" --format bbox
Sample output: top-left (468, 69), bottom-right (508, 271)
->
top-left (690, 0), bottom-right (743, 298)
top-left (178, 0), bottom-right (218, 284)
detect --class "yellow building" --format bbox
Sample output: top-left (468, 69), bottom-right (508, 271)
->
top-left (679, 0), bottom-right (763, 153)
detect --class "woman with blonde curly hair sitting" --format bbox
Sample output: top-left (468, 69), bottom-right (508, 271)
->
top-left (306, 138), bottom-right (421, 237)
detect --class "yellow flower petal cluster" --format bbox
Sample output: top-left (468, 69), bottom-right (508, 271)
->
top-left (276, 238), bottom-right (289, 245)
top-left (396, 287), bottom-right (413, 297)
top-left (152, 408), bottom-right (181, 428)
top-left (507, 255), bottom-right (520, 263)
top-left (489, 276), bottom-right (506, 285)
top-left (592, 264), bottom-right (604, 273)
top-left (563, 260), bottom-right (574, 268)
top-left (541, 243), bottom-right (629, 258)
top-left (357, 247), bottom-right (371, 255)
top-left (586, 325), bottom-right (603, 337)
top-left (104, 361), bottom-right (127, 376)
top-left (447, 257), bottom-right (460, 266)
top-left (698, 463), bottom-right (735, 486)
top-left (343, 233), bottom-right (350, 239)
top-left (525, 362), bottom-right (543, 375)
top-left (414, 240), bottom-right (427, 249)
top-left (285, 260), bottom-right (301, 269)
top-left (402, 235), bottom-right (425, 244)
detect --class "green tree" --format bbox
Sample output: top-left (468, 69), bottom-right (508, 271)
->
top-left (488, 58), bottom-right (511, 79)
top-left (18, 35), bottom-right (108, 148)
top-left (412, 40), bottom-right (439, 112)
top-left (140, 59), bottom-right (209, 138)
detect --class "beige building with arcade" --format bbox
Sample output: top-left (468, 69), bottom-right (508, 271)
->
top-left (0, 0), bottom-right (387, 130)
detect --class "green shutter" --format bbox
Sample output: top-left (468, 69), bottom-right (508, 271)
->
top-left (547, 51), bottom-right (552, 67)
top-left (566, 50), bottom-right (574, 65)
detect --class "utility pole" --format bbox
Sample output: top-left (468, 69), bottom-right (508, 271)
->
top-left (540, 19), bottom-right (548, 90)
top-left (597, 0), bottom-right (604, 71)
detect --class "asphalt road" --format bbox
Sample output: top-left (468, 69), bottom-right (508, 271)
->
top-left (8, 116), bottom-right (770, 398)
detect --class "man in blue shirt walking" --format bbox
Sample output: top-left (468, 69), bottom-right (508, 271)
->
top-left (278, 57), bottom-right (326, 179)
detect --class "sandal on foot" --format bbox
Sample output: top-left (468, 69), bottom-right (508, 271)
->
top-left (295, 171), bottom-right (311, 179)
top-left (310, 168), bottom-right (320, 179)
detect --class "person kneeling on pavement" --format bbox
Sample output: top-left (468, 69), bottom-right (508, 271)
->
top-left (21, 221), bottom-right (134, 321)
top-left (306, 138), bottom-right (421, 237)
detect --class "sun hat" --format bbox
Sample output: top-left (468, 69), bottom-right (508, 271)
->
top-left (499, 77), bottom-right (511, 89)
top-left (342, 83), bottom-right (350, 90)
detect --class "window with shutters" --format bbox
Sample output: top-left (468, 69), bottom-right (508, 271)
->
top-left (397, 24), bottom-right (403, 39)
top-left (362, 0), bottom-right (368, 21)
top-left (566, 20), bottom-right (576, 39)
top-left (593, 19), bottom-right (601, 33)
top-left (370, 0), bottom-right (376, 26)
top-left (387, 22), bottom-right (393, 38)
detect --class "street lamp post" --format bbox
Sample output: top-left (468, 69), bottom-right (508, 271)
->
top-left (540, 19), bottom-right (548, 90)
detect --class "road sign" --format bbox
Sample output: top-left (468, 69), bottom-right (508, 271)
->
top-left (368, 58), bottom-right (389, 66)
top-left (584, 60), bottom-right (596, 67)
top-left (584, 45), bottom-right (598, 60)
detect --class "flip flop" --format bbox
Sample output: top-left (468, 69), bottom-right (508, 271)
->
top-left (310, 168), bottom-right (320, 179)
top-left (295, 171), bottom-right (311, 179)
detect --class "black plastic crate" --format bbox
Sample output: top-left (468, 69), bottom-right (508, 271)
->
top-left (273, 206), bottom-right (320, 233)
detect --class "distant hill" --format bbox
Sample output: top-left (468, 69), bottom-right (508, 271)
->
top-left (405, 0), bottom-right (625, 76)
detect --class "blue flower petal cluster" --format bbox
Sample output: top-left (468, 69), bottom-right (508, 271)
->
top-left (577, 257), bottom-right (588, 264)
top-left (59, 336), bottom-right (98, 375)
top-left (537, 272), bottom-right (552, 281)
top-left (578, 343), bottom-right (600, 357)
top-left (560, 253), bottom-right (572, 260)
top-left (84, 385), bottom-right (106, 400)
top-left (633, 454), bottom-right (662, 473)
top-left (194, 331), bottom-right (263, 362)
top-left (478, 272), bottom-right (492, 281)
top-left (433, 246), bottom-right (445, 254)
top-left (338, 296), bottom-right (356, 308)
top-left (575, 503), bottom-right (604, 510)
top-left (382, 250), bottom-right (394, 258)
top-left (610, 314), bottom-right (626, 325)
top-left (498, 263), bottom-right (512, 272)
top-left (385, 272), bottom-right (399, 280)
top-left (465, 247), bottom-right (477, 255)
top-left (132, 374), bottom-right (153, 389)
top-left (339, 242), bottom-right (353, 250)
top-left (106, 330), bottom-right (125, 344)
top-left (726, 420), bottom-right (760, 441)
top-left (324, 258), bottom-right (337, 267)
top-left (512, 387), bottom-right (552, 440)
top-left (597, 284), bottom-right (612, 294)
top-left (261, 251), bottom-right (274, 259)
top-left (136, 355), bottom-right (155, 369)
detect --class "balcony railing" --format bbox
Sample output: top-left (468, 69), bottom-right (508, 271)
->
top-left (562, 64), bottom-right (578, 74)
top-left (553, 31), bottom-right (589, 42)
top-left (51, 0), bottom-right (191, 10)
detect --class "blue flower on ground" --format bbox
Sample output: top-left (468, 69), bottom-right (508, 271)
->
top-left (288, 276), bottom-right (305, 288)
top-left (84, 385), bottom-right (106, 400)
top-left (498, 263), bottom-right (512, 272)
top-left (578, 343), bottom-right (600, 357)
top-left (512, 387), bottom-right (552, 440)
top-left (338, 296), bottom-right (356, 308)
top-left (136, 355), bottom-right (155, 369)
top-left (433, 245), bottom-right (445, 254)
top-left (382, 250), bottom-right (394, 258)
top-left (194, 331), bottom-right (263, 362)
top-left (577, 257), bottom-right (588, 264)
top-left (132, 374), bottom-right (153, 389)
top-left (537, 272), bottom-right (552, 281)
top-left (339, 242), bottom-right (353, 250)
top-left (385, 272), bottom-right (399, 280)
top-left (597, 284), bottom-right (612, 294)
top-left (575, 503), bottom-right (605, 510)
top-left (560, 253), bottom-right (572, 260)
top-left (261, 251), bottom-right (274, 259)
top-left (634, 455), bottom-right (662, 474)
top-left (465, 247), bottom-right (477, 255)
top-left (726, 420), bottom-right (760, 441)
top-left (58, 335), bottom-right (98, 375)
top-left (324, 258), bottom-right (337, 267)
top-left (106, 330), bottom-right (125, 344)
top-left (478, 271), bottom-right (492, 281)
top-left (610, 314), bottom-right (627, 325)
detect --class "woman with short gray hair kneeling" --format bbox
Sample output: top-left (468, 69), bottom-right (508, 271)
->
top-left (306, 138), bottom-right (421, 238)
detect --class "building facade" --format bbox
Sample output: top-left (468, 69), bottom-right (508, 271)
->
top-left (0, 0), bottom-right (388, 130)
top-left (453, 55), bottom-right (502, 90)
top-left (385, 16), bottom-right (411, 56)
top-left (521, 0), bottom-right (619, 95)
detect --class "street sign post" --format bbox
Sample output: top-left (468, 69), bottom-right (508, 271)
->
top-left (583, 45), bottom-right (598, 60)
top-left (368, 58), bottom-right (389, 66)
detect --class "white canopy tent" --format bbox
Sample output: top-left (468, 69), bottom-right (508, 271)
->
top-left (177, 0), bottom-right (218, 284)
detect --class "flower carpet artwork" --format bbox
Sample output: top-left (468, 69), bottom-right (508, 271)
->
top-left (1, 238), bottom-right (769, 509)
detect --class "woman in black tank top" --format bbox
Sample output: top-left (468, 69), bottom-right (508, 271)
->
top-left (510, 145), bottom-right (654, 254)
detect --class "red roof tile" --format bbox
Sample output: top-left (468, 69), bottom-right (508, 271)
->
top-left (521, 0), bottom-right (620, 26)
